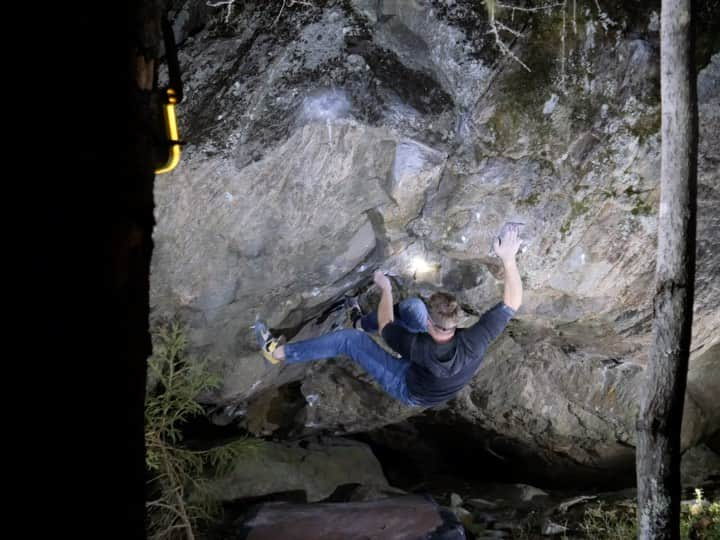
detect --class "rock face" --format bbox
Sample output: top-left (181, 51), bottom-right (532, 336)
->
top-left (681, 443), bottom-right (720, 489)
top-left (207, 437), bottom-right (391, 503)
top-left (151, 1), bottom-right (720, 479)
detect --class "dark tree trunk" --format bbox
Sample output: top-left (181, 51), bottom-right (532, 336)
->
top-left (636, 1), bottom-right (698, 539)
top-left (126, 1), bottom-right (165, 537)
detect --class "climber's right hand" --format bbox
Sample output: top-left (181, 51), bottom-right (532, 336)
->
top-left (373, 270), bottom-right (392, 292)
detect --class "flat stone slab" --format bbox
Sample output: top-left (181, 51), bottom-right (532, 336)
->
top-left (236, 495), bottom-right (466, 540)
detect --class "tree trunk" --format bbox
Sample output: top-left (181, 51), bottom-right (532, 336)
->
top-left (636, 1), bottom-right (698, 539)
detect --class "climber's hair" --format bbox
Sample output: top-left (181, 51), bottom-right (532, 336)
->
top-left (427, 292), bottom-right (461, 330)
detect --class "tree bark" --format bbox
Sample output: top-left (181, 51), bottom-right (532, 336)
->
top-left (636, 1), bottom-right (697, 539)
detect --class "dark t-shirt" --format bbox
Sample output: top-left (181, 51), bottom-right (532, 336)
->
top-left (381, 302), bottom-right (516, 406)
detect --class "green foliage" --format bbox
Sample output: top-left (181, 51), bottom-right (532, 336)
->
top-left (629, 110), bottom-right (661, 143)
top-left (601, 188), bottom-right (617, 199)
top-left (575, 489), bottom-right (720, 540)
top-left (682, 489), bottom-right (720, 540)
top-left (623, 186), bottom-right (655, 217)
top-left (518, 192), bottom-right (541, 206)
top-left (145, 321), bottom-right (261, 540)
top-left (580, 501), bottom-right (637, 539)
top-left (560, 199), bottom-right (590, 236)
top-left (631, 200), bottom-right (653, 216)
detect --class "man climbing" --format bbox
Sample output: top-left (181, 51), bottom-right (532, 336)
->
top-left (254, 224), bottom-right (523, 407)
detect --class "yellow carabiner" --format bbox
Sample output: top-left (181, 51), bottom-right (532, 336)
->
top-left (155, 88), bottom-right (181, 174)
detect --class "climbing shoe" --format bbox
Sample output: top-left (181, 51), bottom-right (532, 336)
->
top-left (254, 319), bottom-right (281, 364)
top-left (344, 296), bottom-right (364, 330)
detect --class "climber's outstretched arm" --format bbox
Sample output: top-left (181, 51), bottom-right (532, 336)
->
top-left (374, 270), bottom-right (394, 333)
top-left (493, 225), bottom-right (523, 311)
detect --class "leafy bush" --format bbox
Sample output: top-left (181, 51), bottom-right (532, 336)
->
top-left (577, 489), bottom-right (720, 540)
top-left (681, 489), bottom-right (720, 540)
top-left (145, 321), bottom-right (260, 539)
top-left (580, 501), bottom-right (637, 539)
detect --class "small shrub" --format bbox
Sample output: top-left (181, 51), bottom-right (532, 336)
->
top-left (145, 321), bottom-right (261, 539)
top-left (577, 489), bottom-right (720, 540)
top-left (580, 501), bottom-right (637, 539)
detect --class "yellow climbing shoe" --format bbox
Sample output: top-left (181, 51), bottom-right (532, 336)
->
top-left (254, 320), bottom-right (281, 365)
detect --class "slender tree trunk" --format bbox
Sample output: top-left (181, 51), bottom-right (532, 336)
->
top-left (636, 1), bottom-right (697, 539)
top-left (127, 1), bottom-right (163, 537)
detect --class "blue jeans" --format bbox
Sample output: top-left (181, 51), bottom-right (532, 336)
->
top-left (284, 298), bottom-right (429, 406)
